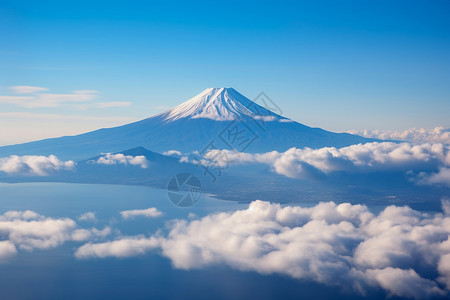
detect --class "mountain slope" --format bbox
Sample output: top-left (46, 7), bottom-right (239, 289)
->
top-left (0, 88), bottom-right (379, 161)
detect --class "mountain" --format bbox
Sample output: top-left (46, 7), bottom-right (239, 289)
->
top-left (0, 88), bottom-right (379, 161)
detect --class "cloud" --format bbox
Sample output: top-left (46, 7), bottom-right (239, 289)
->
top-left (365, 268), bottom-right (445, 299)
top-left (2, 210), bottom-right (40, 220)
top-left (2, 86), bottom-right (133, 110)
top-left (346, 127), bottom-right (450, 145)
top-left (75, 237), bottom-right (160, 259)
top-left (71, 227), bottom-right (111, 242)
top-left (76, 199), bottom-right (450, 298)
top-left (163, 150), bottom-right (182, 156)
top-left (95, 102), bottom-right (132, 108)
top-left (417, 167), bottom-right (450, 187)
top-left (189, 142), bottom-right (450, 181)
top-left (0, 155), bottom-right (75, 176)
top-left (0, 241), bottom-right (17, 261)
top-left (77, 212), bottom-right (97, 222)
top-left (0, 210), bottom-right (110, 252)
top-left (120, 208), bottom-right (163, 219)
top-left (0, 90), bottom-right (99, 108)
top-left (73, 90), bottom-right (100, 95)
top-left (90, 153), bottom-right (149, 168)
top-left (10, 86), bottom-right (49, 94)
top-left (0, 112), bottom-right (133, 122)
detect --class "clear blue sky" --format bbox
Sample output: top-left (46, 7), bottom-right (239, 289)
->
top-left (1, 0), bottom-right (449, 145)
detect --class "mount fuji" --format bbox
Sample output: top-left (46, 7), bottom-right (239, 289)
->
top-left (0, 88), bottom-right (379, 161)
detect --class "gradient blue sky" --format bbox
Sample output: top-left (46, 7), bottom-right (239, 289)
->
top-left (1, 0), bottom-right (449, 145)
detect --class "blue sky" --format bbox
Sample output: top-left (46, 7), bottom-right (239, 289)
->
top-left (1, 0), bottom-right (450, 145)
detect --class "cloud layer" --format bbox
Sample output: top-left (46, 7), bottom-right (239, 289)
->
top-left (0, 155), bottom-right (75, 176)
top-left (76, 200), bottom-right (450, 299)
top-left (186, 142), bottom-right (450, 186)
top-left (346, 127), bottom-right (450, 145)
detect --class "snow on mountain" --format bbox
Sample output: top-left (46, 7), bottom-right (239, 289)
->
top-left (0, 88), bottom-right (380, 161)
top-left (159, 88), bottom-right (285, 122)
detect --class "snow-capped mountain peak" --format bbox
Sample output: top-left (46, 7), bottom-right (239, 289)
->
top-left (160, 87), bottom-right (284, 122)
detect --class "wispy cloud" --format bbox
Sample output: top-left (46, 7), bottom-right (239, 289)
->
top-left (77, 212), bottom-right (97, 222)
top-left (95, 101), bottom-right (132, 108)
top-left (10, 86), bottom-right (49, 94)
top-left (0, 90), bottom-right (99, 108)
top-left (76, 237), bottom-right (160, 259)
top-left (73, 90), bottom-right (100, 95)
top-left (1, 86), bottom-right (132, 109)
top-left (0, 112), bottom-right (133, 122)
top-left (120, 208), bottom-right (162, 219)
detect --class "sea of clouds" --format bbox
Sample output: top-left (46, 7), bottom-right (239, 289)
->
top-left (0, 188), bottom-right (449, 298)
top-left (1, 142), bottom-right (449, 188)
top-left (73, 200), bottom-right (450, 299)
top-left (182, 142), bottom-right (450, 187)
top-left (6, 200), bottom-right (450, 298)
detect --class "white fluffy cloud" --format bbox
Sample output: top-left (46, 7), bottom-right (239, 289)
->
top-left (0, 210), bottom-right (110, 252)
top-left (0, 155), bottom-right (75, 176)
top-left (76, 200), bottom-right (450, 298)
top-left (187, 142), bottom-right (450, 183)
top-left (346, 127), bottom-right (450, 145)
top-left (417, 168), bottom-right (450, 187)
top-left (90, 153), bottom-right (149, 168)
top-left (120, 208), bottom-right (162, 219)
